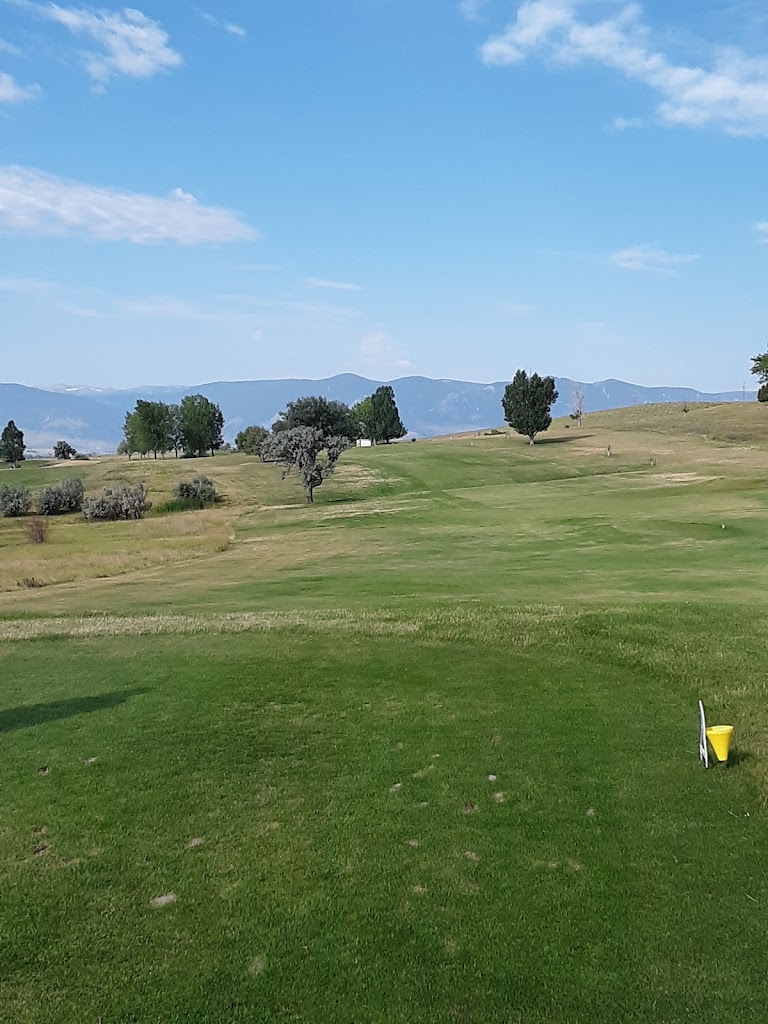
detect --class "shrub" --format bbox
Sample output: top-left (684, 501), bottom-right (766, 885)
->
top-left (25, 518), bottom-right (49, 543)
top-left (82, 483), bottom-right (151, 522)
top-left (38, 478), bottom-right (84, 515)
top-left (0, 483), bottom-right (31, 518)
top-left (172, 475), bottom-right (218, 507)
top-left (74, 453), bottom-right (90, 461)
top-left (53, 440), bottom-right (77, 460)
top-left (18, 577), bottom-right (44, 588)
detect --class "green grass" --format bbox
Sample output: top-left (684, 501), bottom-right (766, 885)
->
top-left (3, 409), bottom-right (768, 1022)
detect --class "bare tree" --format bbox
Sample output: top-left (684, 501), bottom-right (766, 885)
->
top-left (570, 383), bottom-right (586, 428)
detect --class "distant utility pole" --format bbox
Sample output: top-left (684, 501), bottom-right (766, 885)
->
top-left (743, 380), bottom-right (747, 402)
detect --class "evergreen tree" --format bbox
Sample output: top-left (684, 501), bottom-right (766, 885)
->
top-left (501, 370), bottom-right (558, 444)
top-left (369, 386), bottom-right (406, 443)
top-left (0, 420), bottom-right (25, 467)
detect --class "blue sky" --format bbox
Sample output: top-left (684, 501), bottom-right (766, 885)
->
top-left (1, 0), bottom-right (767, 391)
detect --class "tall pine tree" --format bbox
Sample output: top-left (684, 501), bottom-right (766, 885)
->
top-left (369, 386), bottom-right (406, 443)
top-left (0, 420), bottom-right (25, 467)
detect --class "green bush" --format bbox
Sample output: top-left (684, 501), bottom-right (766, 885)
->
top-left (0, 483), bottom-right (31, 518)
top-left (172, 475), bottom-right (218, 507)
top-left (82, 483), bottom-right (151, 522)
top-left (38, 478), bottom-right (84, 515)
top-left (153, 496), bottom-right (209, 515)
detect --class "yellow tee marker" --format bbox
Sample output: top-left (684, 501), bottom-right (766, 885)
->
top-left (706, 725), bottom-right (734, 765)
top-left (699, 702), bottom-right (734, 767)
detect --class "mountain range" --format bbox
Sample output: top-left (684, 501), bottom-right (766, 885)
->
top-left (0, 375), bottom-right (756, 455)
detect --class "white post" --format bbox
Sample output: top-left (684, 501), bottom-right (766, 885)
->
top-left (698, 700), bottom-right (709, 768)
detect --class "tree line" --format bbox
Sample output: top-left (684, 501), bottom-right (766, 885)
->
top-left (120, 394), bottom-right (224, 459)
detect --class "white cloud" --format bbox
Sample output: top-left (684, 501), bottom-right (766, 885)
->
top-left (480, 1), bottom-right (768, 136)
top-left (0, 165), bottom-right (259, 244)
top-left (610, 244), bottom-right (699, 274)
top-left (0, 69), bottom-right (39, 102)
top-left (197, 9), bottom-right (246, 38)
top-left (460, 0), bottom-right (488, 22)
top-left (305, 277), bottom-right (362, 292)
top-left (25, 3), bottom-right (182, 84)
top-left (755, 222), bottom-right (768, 242)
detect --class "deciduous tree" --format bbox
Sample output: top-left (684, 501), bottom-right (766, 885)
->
top-left (501, 370), bottom-right (558, 445)
top-left (178, 394), bottom-right (225, 458)
top-left (53, 440), bottom-right (77, 460)
top-left (235, 425), bottom-right (270, 456)
top-left (262, 427), bottom-right (350, 503)
top-left (569, 383), bottom-right (586, 427)
top-left (278, 396), bottom-right (355, 438)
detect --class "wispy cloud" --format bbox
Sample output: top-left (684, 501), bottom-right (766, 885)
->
top-left (0, 274), bottom-right (53, 292)
top-left (0, 69), bottom-right (39, 102)
top-left (0, 38), bottom-right (23, 56)
top-left (611, 244), bottom-right (699, 275)
top-left (14, 2), bottom-right (181, 85)
top-left (608, 115), bottom-right (644, 132)
top-left (0, 166), bottom-right (258, 244)
top-left (460, 0), bottom-right (489, 22)
top-left (196, 9), bottom-right (246, 38)
top-left (58, 304), bottom-right (103, 318)
top-left (360, 329), bottom-right (412, 371)
top-left (305, 277), bottom-right (362, 292)
top-left (755, 222), bottom-right (768, 242)
top-left (480, 0), bottom-right (768, 136)
top-left (499, 302), bottom-right (536, 315)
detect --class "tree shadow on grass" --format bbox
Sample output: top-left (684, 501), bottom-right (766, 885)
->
top-left (0, 688), bottom-right (149, 734)
top-left (535, 433), bottom-right (595, 445)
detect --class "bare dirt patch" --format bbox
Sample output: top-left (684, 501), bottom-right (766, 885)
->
top-left (151, 893), bottom-right (177, 908)
top-left (248, 957), bottom-right (265, 975)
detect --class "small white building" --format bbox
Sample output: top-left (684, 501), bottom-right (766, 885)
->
top-left (356, 438), bottom-right (373, 448)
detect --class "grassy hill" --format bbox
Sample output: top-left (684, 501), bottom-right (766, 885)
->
top-left (2, 405), bottom-right (768, 1023)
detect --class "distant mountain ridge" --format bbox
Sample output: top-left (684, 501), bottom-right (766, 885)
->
top-left (0, 375), bottom-right (755, 455)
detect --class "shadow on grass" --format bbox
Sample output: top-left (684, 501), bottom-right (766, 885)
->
top-left (728, 748), bottom-right (751, 767)
top-left (0, 688), bottom-right (149, 734)
top-left (535, 433), bottom-right (595, 445)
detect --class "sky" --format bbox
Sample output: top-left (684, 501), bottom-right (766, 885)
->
top-left (1, 0), bottom-right (767, 391)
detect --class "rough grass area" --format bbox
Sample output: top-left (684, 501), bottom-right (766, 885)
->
top-left (3, 406), bottom-right (768, 1022)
